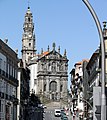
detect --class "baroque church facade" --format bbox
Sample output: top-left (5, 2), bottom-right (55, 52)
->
top-left (37, 44), bottom-right (68, 101)
top-left (21, 7), bottom-right (68, 102)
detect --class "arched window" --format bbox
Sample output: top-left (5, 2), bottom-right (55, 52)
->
top-left (28, 17), bottom-right (30, 22)
top-left (29, 43), bottom-right (31, 47)
top-left (49, 81), bottom-right (57, 92)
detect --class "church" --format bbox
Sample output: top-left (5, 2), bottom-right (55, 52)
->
top-left (21, 6), bottom-right (68, 104)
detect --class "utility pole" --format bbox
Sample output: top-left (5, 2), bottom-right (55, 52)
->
top-left (82, 0), bottom-right (106, 120)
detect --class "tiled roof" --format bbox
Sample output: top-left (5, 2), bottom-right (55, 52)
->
top-left (75, 59), bottom-right (89, 66)
top-left (42, 51), bottom-right (49, 56)
top-left (39, 51), bottom-right (49, 57)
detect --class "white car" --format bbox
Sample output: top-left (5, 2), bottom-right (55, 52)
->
top-left (54, 109), bottom-right (61, 117)
top-left (43, 105), bottom-right (47, 109)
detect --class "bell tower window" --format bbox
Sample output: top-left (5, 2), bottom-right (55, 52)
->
top-left (28, 17), bottom-right (30, 22)
top-left (29, 43), bottom-right (31, 47)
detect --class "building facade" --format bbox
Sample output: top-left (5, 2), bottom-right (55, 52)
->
top-left (21, 6), bottom-right (69, 104)
top-left (36, 43), bottom-right (68, 102)
top-left (85, 22), bottom-right (107, 120)
top-left (28, 56), bottom-right (38, 94)
top-left (70, 60), bottom-right (89, 118)
top-left (17, 59), bottom-right (30, 120)
top-left (0, 39), bottom-right (18, 120)
top-left (70, 22), bottom-right (107, 120)
top-left (86, 48), bottom-right (100, 120)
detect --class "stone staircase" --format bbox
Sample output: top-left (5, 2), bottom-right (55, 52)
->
top-left (46, 101), bottom-right (61, 108)
top-left (45, 100), bottom-right (68, 109)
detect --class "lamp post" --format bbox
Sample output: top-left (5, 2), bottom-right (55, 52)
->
top-left (80, 97), bottom-right (93, 120)
top-left (82, 0), bottom-right (106, 120)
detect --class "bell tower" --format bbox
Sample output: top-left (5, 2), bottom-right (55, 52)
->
top-left (22, 6), bottom-right (36, 67)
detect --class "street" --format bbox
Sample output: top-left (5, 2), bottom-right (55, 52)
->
top-left (43, 108), bottom-right (61, 120)
top-left (43, 107), bottom-right (73, 120)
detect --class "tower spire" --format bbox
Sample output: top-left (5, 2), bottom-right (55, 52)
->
top-left (103, 21), bottom-right (107, 39)
top-left (28, 0), bottom-right (30, 9)
top-left (22, 5), bottom-right (36, 67)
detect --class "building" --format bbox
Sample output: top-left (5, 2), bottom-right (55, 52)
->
top-left (70, 61), bottom-right (84, 117)
top-left (21, 6), bottom-right (69, 105)
top-left (86, 48), bottom-right (100, 119)
top-left (17, 59), bottom-right (30, 120)
top-left (0, 39), bottom-right (18, 120)
top-left (69, 22), bottom-right (107, 120)
top-left (21, 6), bottom-right (36, 69)
top-left (36, 43), bottom-right (68, 103)
top-left (70, 60), bottom-right (88, 118)
top-left (85, 22), bottom-right (107, 120)
top-left (28, 56), bottom-right (38, 94)
top-left (103, 21), bottom-right (107, 84)
top-left (82, 60), bottom-right (89, 119)
top-left (21, 6), bottom-right (37, 95)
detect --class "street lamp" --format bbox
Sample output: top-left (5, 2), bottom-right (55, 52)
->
top-left (80, 97), bottom-right (93, 120)
top-left (82, 0), bottom-right (106, 120)
top-left (80, 97), bottom-right (92, 109)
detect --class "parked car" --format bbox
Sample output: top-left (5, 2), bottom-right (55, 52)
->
top-left (61, 116), bottom-right (68, 120)
top-left (54, 109), bottom-right (61, 117)
top-left (38, 104), bottom-right (47, 109)
top-left (43, 105), bottom-right (47, 109)
top-left (61, 109), bottom-right (66, 120)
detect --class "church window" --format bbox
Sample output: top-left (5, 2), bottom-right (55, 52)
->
top-left (48, 63), bottom-right (51, 71)
top-left (34, 79), bottom-right (37, 85)
top-left (28, 17), bottom-right (30, 22)
top-left (49, 81), bottom-right (57, 92)
top-left (44, 84), bottom-right (46, 91)
top-left (29, 43), bottom-right (31, 47)
top-left (60, 85), bottom-right (63, 92)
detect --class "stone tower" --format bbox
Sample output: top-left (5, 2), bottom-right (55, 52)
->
top-left (21, 7), bottom-right (69, 106)
top-left (21, 6), bottom-right (36, 68)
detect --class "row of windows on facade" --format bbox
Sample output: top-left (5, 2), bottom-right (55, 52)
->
top-left (0, 79), bottom-right (16, 97)
top-left (22, 34), bottom-right (34, 39)
top-left (24, 23), bottom-right (33, 27)
top-left (38, 63), bottom-right (67, 72)
top-left (0, 59), bottom-right (17, 79)
top-left (26, 52), bottom-right (33, 56)
top-left (22, 43), bottom-right (32, 48)
top-left (43, 81), bottom-right (63, 92)
top-left (0, 100), bottom-right (13, 118)
top-left (25, 17), bottom-right (32, 23)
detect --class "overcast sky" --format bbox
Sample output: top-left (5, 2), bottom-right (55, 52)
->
top-left (0, 0), bottom-right (107, 89)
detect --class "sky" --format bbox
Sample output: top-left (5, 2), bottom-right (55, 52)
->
top-left (0, 0), bottom-right (107, 90)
